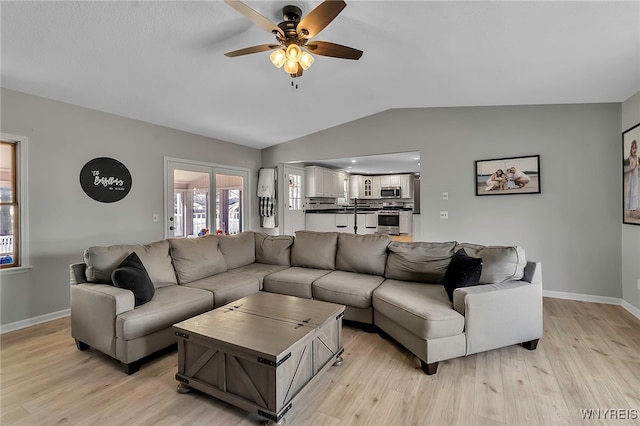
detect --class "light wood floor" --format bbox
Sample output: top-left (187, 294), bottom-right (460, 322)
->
top-left (1, 298), bottom-right (639, 425)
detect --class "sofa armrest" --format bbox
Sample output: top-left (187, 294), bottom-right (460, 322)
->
top-left (70, 262), bottom-right (87, 285)
top-left (453, 279), bottom-right (543, 356)
top-left (70, 281), bottom-right (135, 358)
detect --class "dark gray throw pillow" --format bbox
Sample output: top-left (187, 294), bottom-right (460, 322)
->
top-left (111, 252), bottom-right (155, 306)
top-left (442, 248), bottom-right (483, 302)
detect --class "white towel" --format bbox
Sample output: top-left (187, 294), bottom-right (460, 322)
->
top-left (257, 168), bottom-right (275, 197)
top-left (262, 215), bottom-right (276, 229)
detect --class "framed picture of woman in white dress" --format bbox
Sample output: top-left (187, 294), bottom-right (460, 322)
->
top-left (623, 123), bottom-right (640, 225)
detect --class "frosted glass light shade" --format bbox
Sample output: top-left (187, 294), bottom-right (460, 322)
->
top-left (286, 44), bottom-right (302, 62)
top-left (299, 51), bottom-right (314, 70)
top-left (284, 59), bottom-right (299, 74)
top-left (270, 49), bottom-right (286, 68)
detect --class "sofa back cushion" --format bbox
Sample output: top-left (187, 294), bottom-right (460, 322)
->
top-left (83, 239), bottom-right (177, 288)
top-left (336, 233), bottom-right (390, 276)
top-left (385, 241), bottom-right (457, 283)
top-left (291, 231), bottom-right (338, 270)
top-left (169, 236), bottom-right (228, 284)
top-left (455, 243), bottom-right (526, 284)
top-left (216, 231), bottom-right (255, 269)
top-left (255, 232), bottom-right (294, 266)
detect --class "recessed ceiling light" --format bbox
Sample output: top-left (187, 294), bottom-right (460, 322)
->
top-left (348, 166), bottom-right (352, 169)
top-left (418, 162), bottom-right (421, 166)
top-left (413, 157), bottom-right (419, 161)
top-left (351, 160), bottom-right (357, 163)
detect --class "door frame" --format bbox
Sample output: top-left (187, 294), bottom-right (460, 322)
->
top-left (163, 157), bottom-right (251, 239)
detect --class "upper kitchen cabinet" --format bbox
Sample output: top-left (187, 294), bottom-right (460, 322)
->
top-left (400, 174), bottom-right (414, 198)
top-left (380, 174), bottom-right (401, 187)
top-left (349, 175), bottom-right (360, 199)
top-left (306, 166), bottom-right (342, 198)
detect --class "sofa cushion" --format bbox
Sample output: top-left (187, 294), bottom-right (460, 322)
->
top-left (227, 263), bottom-right (290, 287)
top-left (385, 241), bottom-right (457, 283)
top-left (84, 239), bottom-right (177, 288)
top-left (111, 252), bottom-right (155, 306)
top-left (263, 266), bottom-right (332, 299)
top-left (373, 280), bottom-right (464, 340)
top-left (216, 232), bottom-right (256, 269)
top-left (116, 285), bottom-right (213, 340)
top-left (312, 271), bottom-right (385, 309)
top-left (255, 233), bottom-right (294, 266)
top-left (455, 243), bottom-right (526, 284)
top-left (182, 272), bottom-right (259, 308)
top-left (336, 233), bottom-right (390, 276)
top-left (442, 248), bottom-right (483, 302)
top-left (291, 231), bottom-right (338, 270)
top-left (169, 236), bottom-right (228, 284)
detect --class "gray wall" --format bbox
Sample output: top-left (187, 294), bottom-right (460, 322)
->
top-left (263, 103), bottom-right (622, 298)
top-left (0, 89), bottom-right (262, 326)
top-left (622, 91), bottom-right (640, 311)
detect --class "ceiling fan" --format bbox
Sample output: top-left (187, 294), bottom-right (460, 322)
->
top-left (224, 0), bottom-right (363, 78)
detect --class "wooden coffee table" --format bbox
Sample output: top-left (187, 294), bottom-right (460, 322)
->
top-left (173, 292), bottom-right (345, 424)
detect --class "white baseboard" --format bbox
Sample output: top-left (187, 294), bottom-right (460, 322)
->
top-left (0, 308), bottom-right (70, 334)
top-left (544, 290), bottom-right (640, 320)
top-left (622, 300), bottom-right (640, 320)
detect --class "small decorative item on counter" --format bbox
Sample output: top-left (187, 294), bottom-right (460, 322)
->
top-left (198, 228), bottom-right (210, 236)
top-left (0, 255), bottom-right (13, 264)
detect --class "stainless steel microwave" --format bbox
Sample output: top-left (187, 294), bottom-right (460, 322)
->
top-left (380, 187), bottom-right (401, 198)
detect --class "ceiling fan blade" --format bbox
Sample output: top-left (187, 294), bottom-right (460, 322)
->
top-left (224, 44), bottom-right (280, 57)
top-left (224, 0), bottom-right (284, 38)
top-left (297, 0), bottom-right (346, 38)
top-left (306, 41), bottom-right (363, 60)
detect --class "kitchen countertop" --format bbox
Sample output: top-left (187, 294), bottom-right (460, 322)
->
top-left (305, 208), bottom-right (413, 214)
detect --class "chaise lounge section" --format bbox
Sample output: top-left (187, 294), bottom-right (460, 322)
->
top-left (70, 230), bottom-right (542, 375)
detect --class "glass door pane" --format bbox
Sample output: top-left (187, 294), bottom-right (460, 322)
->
top-left (215, 173), bottom-right (243, 235)
top-left (172, 169), bottom-right (210, 237)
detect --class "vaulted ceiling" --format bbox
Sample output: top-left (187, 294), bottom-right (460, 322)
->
top-left (2, 1), bottom-right (639, 149)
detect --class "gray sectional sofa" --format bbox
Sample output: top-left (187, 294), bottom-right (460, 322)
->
top-left (70, 230), bottom-right (542, 375)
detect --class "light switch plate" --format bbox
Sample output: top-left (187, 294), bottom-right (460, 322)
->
top-left (153, 214), bottom-right (159, 222)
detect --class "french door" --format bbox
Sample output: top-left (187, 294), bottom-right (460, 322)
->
top-left (164, 158), bottom-right (249, 238)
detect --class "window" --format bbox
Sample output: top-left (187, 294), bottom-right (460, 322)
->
top-left (288, 173), bottom-right (302, 210)
top-left (1, 140), bottom-right (19, 268)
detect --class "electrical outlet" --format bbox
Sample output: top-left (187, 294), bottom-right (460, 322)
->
top-left (439, 211), bottom-right (449, 219)
top-left (442, 192), bottom-right (449, 200)
top-left (153, 214), bottom-right (159, 222)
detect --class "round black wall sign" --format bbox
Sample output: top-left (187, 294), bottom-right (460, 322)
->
top-left (80, 157), bottom-right (132, 203)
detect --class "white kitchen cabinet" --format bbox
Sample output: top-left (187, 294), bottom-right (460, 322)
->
top-left (400, 174), bottom-right (414, 198)
top-left (372, 176), bottom-right (381, 199)
top-left (349, 175), bottom-right (361, 199)
top-left (380, 175), bottom-right (401, 187)
top-left (362, 177), bottom-right (373, 199)
top-left (305, 213), bottom-right (336, 232)
top-left (306, 166), bottom-right (342, 198)
top-left (363, 213), bottom-right (378, 234)
top-left (335, 213), bottom-right (349, 232)
top-left (305, 166), bottom-right (324, 197)
top-left (399, 211), bottom-right (412, 234)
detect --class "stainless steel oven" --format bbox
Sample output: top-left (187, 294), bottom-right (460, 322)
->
top-left (377, 210), bottom-right (400, 235)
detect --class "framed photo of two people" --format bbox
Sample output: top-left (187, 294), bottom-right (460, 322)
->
top-left (475, 155), bottom-right (540, 196)
top-left (623, 123), bottom-right (640, 226)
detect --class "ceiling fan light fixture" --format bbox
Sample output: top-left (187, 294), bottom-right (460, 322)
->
top-left (270, 49), bottom-right (286, 68)
top-left (286, 43), bottom-right (302, 62)
top-left (283, 59), bottom-right (299, 74)
top-left (299, 51), bottom-right (314, 70)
